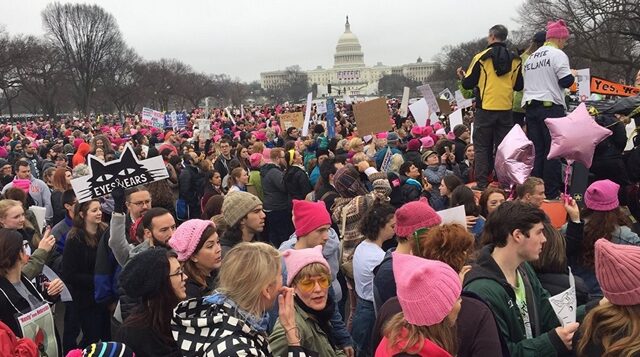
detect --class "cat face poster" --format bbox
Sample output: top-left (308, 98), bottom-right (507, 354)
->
top-left (71, 144), bottom-right (170, 202)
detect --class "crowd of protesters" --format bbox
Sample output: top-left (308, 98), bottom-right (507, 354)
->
top-left (2, 20), bottom-right (640, 357)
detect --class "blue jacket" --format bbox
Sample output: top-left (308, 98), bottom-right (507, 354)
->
top-left (94, 228), bottom-right (121, 305)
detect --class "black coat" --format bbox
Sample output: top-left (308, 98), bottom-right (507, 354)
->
top-left (0, 275), bottom-right (46, 337)
top-left (284, 165), bottom-right (312, 201)
top-left (179, 165), bottom-right (205, 218)
top-left (116, 323), bottom-right (181, 357)
top-left (62, 232), bottom-right (99, 309)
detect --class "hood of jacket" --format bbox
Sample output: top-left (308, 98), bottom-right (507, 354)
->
top-left (259, 162), bottom-right (282, 178)
top-left (481, 42), bottom-right (516, 76)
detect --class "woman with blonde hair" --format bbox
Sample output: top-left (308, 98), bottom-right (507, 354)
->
top-left (376, 252), bottom-right (462, 356)
top-left (575, 239), bottom-right (640, 357)
top-left (172, 242), bottom-right (312, 356)
top-left (0, 199), bottom-right (54, 279)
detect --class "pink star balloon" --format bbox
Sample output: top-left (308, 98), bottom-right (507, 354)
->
top-left (545, 103), bottom-right (612, 168)
top-left (495, 124), bottom-right (534, 186)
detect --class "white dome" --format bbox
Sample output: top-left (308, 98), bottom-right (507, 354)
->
top-left (334, 16), bottom-right (365, 69)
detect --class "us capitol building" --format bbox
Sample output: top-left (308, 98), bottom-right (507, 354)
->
top-left (260, 16), bottom-right (437, 97)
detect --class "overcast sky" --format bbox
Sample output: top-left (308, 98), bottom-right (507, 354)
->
top-left (1, 0), bottom-right (523, 82)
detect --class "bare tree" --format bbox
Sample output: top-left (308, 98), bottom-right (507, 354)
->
top-left (0, 27), bottom-right (22, 118)
top-left (42, 2), bottom-right (126, 114)
top-left (99, 46), bottom-right (142, 117)
top-left (176, 72), bottom-right (214, 108)
top-left (11, 36), bottom-right (68, 118)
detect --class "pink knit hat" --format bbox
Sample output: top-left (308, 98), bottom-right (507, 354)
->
top-left (282, 246), bottom-right (331, 286)
top-left (546, 19), bottom-right (570, 40)
top-left (420, 136), bottom-right (434, 149)
top-left (392, 252), bottom-right (461, 326)
top-left (249, 153), bottom-right (263, 168)
top-left (394, 197), bottom-right (441, 237)
top-left (584, 179), bottom-right (619, 211)
top-left (293, 200), bottom-right (331, 238)
top-left (411, 126), bottom-right (423, 137)
top-left (169, 219), bottom-right (215, 261)
top-left (407, 139), bottom-right (421, 151)
top-left (595, 239), bottom-right (640, 306)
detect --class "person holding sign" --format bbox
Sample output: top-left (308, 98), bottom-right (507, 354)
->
top-left (464, 201), bottom-right (586, 356)
top-left (457, 25), bottom-right (523, 191)
top-left (0, 228), bottom-right (63, 354)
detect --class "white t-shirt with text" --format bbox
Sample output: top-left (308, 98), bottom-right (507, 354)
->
top-left (521, 45), bottom-right (572, 108)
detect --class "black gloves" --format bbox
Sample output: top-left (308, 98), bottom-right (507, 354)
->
top-left (112, 186), bottom-right (126, 214)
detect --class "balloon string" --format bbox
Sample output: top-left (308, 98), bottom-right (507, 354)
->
top-left (563, 162), bottom-right (572, 200)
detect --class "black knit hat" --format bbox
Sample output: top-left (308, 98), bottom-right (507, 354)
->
top-left (119, 248), bottom-right (170, 299)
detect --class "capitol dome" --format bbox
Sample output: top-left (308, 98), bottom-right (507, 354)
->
top-left (334, 16), bottom-right (365, 69)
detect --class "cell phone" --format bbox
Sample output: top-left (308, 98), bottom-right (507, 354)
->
top-left (445, 147), bottom-right (451, 154)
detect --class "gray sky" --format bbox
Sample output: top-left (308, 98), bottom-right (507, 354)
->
top-left (1, 0), bottom-right (523, 82)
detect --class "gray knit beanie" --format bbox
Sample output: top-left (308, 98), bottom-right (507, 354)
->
top-left (222, 191), bottom-right (263, 227)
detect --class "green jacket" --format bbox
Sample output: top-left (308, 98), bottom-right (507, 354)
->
top-left (270, 303), bottom-right (346, 357)
top-left (248, 169), bottom-right (264, 201)
top-left (464, 245), bottom-right (586, 357)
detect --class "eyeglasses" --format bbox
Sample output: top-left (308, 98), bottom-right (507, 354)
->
top-left (129, 200), bottom-right (152, 207)
top-left (296, 275), bottom-right (330, 293)
top-left (169, 268), bottom-right (186, 281)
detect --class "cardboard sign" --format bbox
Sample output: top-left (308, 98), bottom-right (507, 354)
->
top-left (142, 107), bottom-right (165, 129)
top-left (280, 112), bottom-right (304, 130)
top-left (353, 98), bottom-right (392, 135)
top-left (399, 86), bottom-right (410, 117)
top-left (591, 76), bottom-right (640, 97)
top-left (417, 84), bottom-right (440, 114)
top-left (409, 98), bottom-right (429, 127)
top-left (71, 144), bottom-right (170, 202)
top-left (18, 304), bottom-right (58, 357)
top-left (437, 98), bottom-right (453, 116)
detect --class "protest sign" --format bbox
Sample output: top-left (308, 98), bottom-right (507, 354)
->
top-left (436, 205), bottom-right (466, 227)
top-left (576, 69), bottom-right (591, 101)
top-left (454, 90), bottom-right (473, 109)
top-left (548, 268), bottom-right (577, 327)
top-left (302, 92), bottom-right (313, 136)
top-left (590, 76), bottom-right (640, 97)
top-left (18, 304), bottom-right (58, 357)
top-left (409, 98), bottom-right (429, 126)
top-left (437, 98), bottom-right (453, 116)
top-left (316, 100), bottom-right (327, 114)
top-left (343, 94), bottom-right (353, 104)
top-left (197, 119), bottom-right (211, 139)
top-left (417, 84), bottom-right (440, 114)
top-left (165, 111), bottom-right (187, 131)
top-left (353, 97), bottom-right (392, 135)
top-left (142, 107), bottom-right (165, 129)
top-left (449, 108), bottom-right (464, 130)
top-left (326, 97), bottom-right (336, 138)
top-left (28, 206), bottom-right (46, 233)
top-left (399, 86), bottom-right (410, 117)
top-left (280, 112), bottom-right (304, 130)
top-left (439, 88), bottom-right (454, 102)
top-left (71, 144), bottom-right (169, 202)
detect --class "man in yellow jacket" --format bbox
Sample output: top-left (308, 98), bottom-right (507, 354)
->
top-left (457, 25), bottom-right (523, 190)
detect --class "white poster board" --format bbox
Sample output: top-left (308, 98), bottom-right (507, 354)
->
top-left (417, 84), bottom-right (440, 114)
top-left (302, 92), bottom-right (313, 136)
top-left (316, 100), bottom-right (327, 114)
top-left (437, 205), bottom-right (467, 227)
top-left (18, 304), bottom-right (58, 357)
top-left (576, 68), bottom-right (591, 102)
top-left (548, 268), bottom-right (577, 327)
top-left (409, 98), bottom-right (429, 127)
top-left (449, 108), bottom-right (464, 130)
top-left (399, 86), bottom-right (410, 117)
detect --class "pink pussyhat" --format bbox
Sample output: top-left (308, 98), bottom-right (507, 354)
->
top-left (376, 132), bottom-right (388, 139)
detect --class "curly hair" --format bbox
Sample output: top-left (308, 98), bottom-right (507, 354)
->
top-left (581, 207), bottom-right (633, 267)
top-left (359, 202), bottom-right (396, 241)
top-left (414, 224), bottom-right (474, 273)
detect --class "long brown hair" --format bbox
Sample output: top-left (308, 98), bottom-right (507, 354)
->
top-left (68, 199), bottom-right (107, 248)
top-left (382, 312), bottom-right (458, 355)
top-left (123, 249), bottom-right (180, 344)
top-left (530, 222), bottom-right (567, 274)
top-left (183, 225), bottom-right (217, 289)
top-left (52, 167), bottom-right (72, 192)
top-left (581, 207), bottom-right (632, 267)
top-left (576, 301), bottom-right (640, 357)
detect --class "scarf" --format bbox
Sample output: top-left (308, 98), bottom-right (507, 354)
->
top-left (204, 291), bottom-right (270, 333)
top-left (294, 295), bottom-right (337, 348)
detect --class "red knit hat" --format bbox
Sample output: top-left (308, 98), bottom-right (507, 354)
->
top-left (293, 200), bottom-right (331, 238)
top-left (394, 197), bottom-right (441, 237)
top-left (595, 239), bottom-right (640, 306)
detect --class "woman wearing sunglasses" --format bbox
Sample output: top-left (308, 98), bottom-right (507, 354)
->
top-left (270, 246), bottom-right (345, 356)
top-left (116, 248), bottom-right (186, 357)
